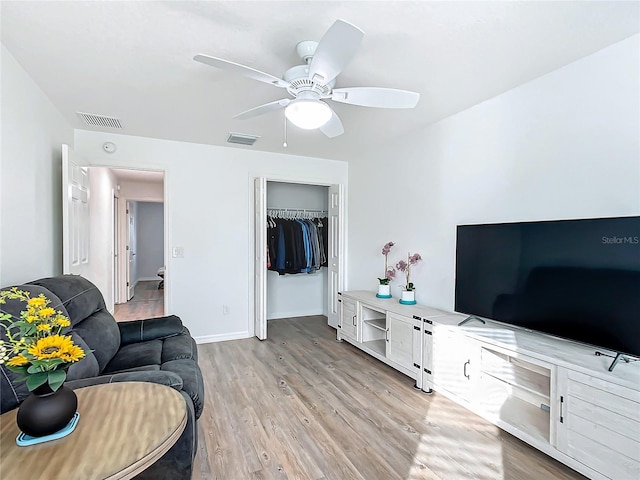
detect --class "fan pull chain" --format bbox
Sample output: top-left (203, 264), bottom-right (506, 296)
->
top-left (283, 114), bottom-right (288, 148)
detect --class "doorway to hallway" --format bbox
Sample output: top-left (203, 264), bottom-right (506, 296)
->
top-left (114, 280), bottom-right (164, 322)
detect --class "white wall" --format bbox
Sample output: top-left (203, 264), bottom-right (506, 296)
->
top-left (0, 44), bottom-right (74, 286)
top-left (266, 182), bottom-right (328, 320)
top-left (347, 35), bottom-right (640, 312)
top-left (136, 202), bottom-right (164, 281)
top-left (74, 130), bottom-right (348, 342)
top-left (88, 167), bottom-right (118, 312)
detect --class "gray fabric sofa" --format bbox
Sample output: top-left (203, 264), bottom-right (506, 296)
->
top-left (0, 275), bottom-right (204, 480)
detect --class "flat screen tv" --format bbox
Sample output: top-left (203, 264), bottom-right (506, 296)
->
top-left (455, 216), bottom-right (640, 359)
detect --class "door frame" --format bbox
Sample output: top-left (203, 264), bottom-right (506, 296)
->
top-left (117, 196), bottom-right (166, 308)
top-left (249, 174), bottom-right (346, 339)
top-left (88, 164), bottom-right (169, 315)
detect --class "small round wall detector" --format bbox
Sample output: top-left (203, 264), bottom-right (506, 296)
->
top-left (102, 142), bottom-right (117, 153)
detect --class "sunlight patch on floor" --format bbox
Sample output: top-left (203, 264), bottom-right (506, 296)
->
top-left (407, 398), bottom-right (506, 480)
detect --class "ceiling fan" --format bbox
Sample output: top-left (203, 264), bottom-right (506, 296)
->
top-left (194, 19), bottom-right (420, 138)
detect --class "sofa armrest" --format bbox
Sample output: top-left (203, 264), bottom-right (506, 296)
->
top-left (65, 370), bottom-right (184, 391)
top-left (118, 315), bottom-right (184, 345)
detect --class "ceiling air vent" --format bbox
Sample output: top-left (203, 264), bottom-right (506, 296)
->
top-left (77, 112), bottom-right (123, 129)
top-left (227, 132), bottom-right (259, 146)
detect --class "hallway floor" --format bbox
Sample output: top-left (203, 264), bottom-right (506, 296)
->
top-left (113, 280), bottom-right (164, 322)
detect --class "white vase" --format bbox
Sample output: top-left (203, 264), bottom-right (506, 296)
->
top-left (377, 284), bottom-right (391, 297)
top-left (400, 290), bottom-right (415, 303)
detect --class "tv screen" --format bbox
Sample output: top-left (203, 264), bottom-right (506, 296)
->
top-left (455, 216), bottom-right (640, 358)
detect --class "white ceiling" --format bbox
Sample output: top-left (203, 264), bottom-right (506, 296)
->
top-left (2, 1), bottom-right (638, 161)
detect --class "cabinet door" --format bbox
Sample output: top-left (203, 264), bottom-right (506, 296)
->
top-left (338, 296), bottom-right (358, 341)
top-left (387, 312), bottom-right (420, 372)
top-left (431, 326), bottom-right (480, 402)
top-left (422, 320), bottom-right (433, 391)
top-left (556, 368), bottom-right (640, 480)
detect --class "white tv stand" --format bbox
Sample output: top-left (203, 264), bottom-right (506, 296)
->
top-left (337, 291), bottom-right (640, 480)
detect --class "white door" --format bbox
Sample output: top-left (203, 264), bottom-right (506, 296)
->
top-left (327, 184), bottom-right (344, 328)
top-left (126, 201), bottom-right (136, 300)
top-left (62, 144), bottom-right (91, 277)
top-left (254, 177), bottom-right (267, 340)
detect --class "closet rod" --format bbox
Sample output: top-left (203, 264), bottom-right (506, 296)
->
top-left (266, 208), bottom-right (328, 219)
top-left (267, 208), bottom-right (327, 214)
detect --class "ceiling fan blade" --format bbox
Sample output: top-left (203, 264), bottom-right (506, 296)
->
top-left (331, 87), bottom-right (420, 108)
top-left (194, 54), bottom-right (289, 89)
top-left (308, 20), bottom-right (364, 85)
top-left (234, 99), bottom-right (291, 120)
top-left (320, 110), bottom-right (344, 138)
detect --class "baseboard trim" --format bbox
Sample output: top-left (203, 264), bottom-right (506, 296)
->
top-left (194, 331), bottom-right (250, 344)
top-left (136, 277), bottom-right (161, 283)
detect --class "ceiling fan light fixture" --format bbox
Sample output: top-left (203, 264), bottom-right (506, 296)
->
top-left (285, 100), bottom-right (332, 130)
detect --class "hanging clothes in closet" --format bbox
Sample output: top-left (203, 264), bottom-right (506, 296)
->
top-left (267, 209), bottom-right (328, 275)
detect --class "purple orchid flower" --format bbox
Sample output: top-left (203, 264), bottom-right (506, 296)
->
top-left (397, 253), bottom-right (422, 290)
top-left (381, 242), bottom-right (395, 256)
top-left (385, 268), bottom-right (396, 281)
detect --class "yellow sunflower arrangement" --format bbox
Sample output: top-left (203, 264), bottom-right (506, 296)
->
top-left (0, 288), bottom-right (86, 392)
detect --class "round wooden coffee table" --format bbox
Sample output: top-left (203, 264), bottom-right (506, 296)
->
top-left (0, 381), bottom-right (187, 480)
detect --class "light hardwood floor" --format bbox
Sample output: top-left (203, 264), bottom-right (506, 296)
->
top-left (113, 281), bottom-right (164, 322)
top-left (192, 316), bottom-right (586, 480)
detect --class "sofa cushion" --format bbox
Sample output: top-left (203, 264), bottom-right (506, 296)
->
top-left (119, 315), bottom-right (184, 346)
top-left (66, 332), bottom-right (100, 380)
top-left (103, 339), bottom-right (163, 373)
top-left (28, 276), bottom-right (104, 327)
top-left (71, 310), bottom-right (121, 372)
top-left (162, 331), bottom-right (198, 363)
top-left (29, 276), bottom-right (121, 372)
top-left (162, 359), bottom-right (204, 419)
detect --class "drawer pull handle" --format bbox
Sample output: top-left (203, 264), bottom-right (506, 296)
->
top-left (463, 360), bottom-right (470, 379)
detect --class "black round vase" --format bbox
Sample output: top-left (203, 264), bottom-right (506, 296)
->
top-left (16, 384), bottom-right (77, 437)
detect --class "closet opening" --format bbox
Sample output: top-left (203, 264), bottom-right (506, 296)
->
top-left (253, 178), bottom-right (344, 340)
top-left (266, 182), bottom-right (329, 333)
